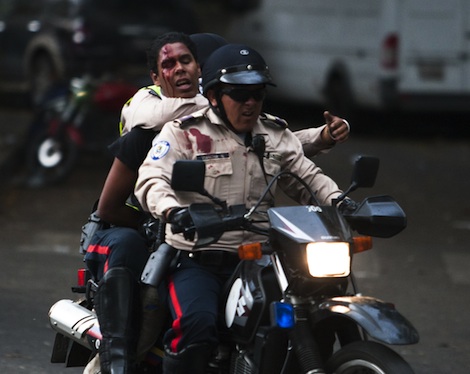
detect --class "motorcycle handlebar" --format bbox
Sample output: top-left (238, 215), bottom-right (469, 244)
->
top-left (179, 203), bottom-right (267, 247)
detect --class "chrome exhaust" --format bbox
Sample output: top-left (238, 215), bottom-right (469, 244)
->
top-left (49, 299), bottom-right (100, 350)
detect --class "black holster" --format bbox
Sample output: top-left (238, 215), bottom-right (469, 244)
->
top-left (140, 243), bottom-right (178, 288)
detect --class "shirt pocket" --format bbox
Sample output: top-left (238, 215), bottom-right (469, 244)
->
top-left (203, 157), bottom-right (233, 196)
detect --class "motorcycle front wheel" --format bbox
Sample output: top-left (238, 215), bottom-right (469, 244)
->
top-left (325, 341), bottom-right (414, 374)
top-left (26, 126), bottom-right (79, 188)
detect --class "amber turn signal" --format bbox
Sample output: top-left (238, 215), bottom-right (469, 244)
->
top-left (238, 242), bottom-right (263, 260)
top-left (352, 236), bottom-right (373, 253)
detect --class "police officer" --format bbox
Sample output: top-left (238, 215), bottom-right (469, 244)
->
top-left (135, 43), bottom-right (345, 373)
top-left (84, 32), bottom-right (205, 374)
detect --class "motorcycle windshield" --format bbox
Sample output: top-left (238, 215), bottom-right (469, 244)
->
top-left (267, 205), bottom-right (350, 244)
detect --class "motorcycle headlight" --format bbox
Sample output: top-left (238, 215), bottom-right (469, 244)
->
top-left (306, 242), bottom-right (351, 277)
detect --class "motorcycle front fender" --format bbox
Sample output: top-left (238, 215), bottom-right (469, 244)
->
top-left (314, 296), bottom-right (419, 345)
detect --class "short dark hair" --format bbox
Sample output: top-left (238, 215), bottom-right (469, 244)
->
top-left (147, 32), bottom-right (198, 75)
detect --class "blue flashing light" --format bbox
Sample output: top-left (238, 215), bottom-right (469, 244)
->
top-left (272, 302), bottom-right (295, 329)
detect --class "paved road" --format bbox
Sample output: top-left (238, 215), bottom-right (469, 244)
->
top-left (1, 105), bottom-right (470, 373)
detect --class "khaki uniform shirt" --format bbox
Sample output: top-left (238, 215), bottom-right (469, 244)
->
top-left (119, 86), bottom-right (333, 157)
top-left (135, 107), bottom-right (342, 253)
top-left (120, 87), bottom-right (208, 135)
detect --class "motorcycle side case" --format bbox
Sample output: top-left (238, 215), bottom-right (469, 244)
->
top-left (315, 295), bottom-right (419, 345)
top-left (224, 256), bottom-right (282, 344)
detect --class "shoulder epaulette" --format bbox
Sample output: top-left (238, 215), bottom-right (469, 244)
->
top-left (175, 112), bottom-right (205, 128)
top-left (260, 112), bottom-right (288, 129)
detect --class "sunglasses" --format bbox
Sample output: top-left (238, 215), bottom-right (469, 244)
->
top-left (220, 87), bottom-right (266, 102)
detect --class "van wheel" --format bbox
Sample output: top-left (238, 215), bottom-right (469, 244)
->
top-left (30, 53), bottom-right (60, 107)
top-left (325, 73), bottom-right (354, 120)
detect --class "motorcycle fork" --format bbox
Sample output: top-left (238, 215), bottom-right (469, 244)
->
top-left (288, 302), bottom-right (365, 373)
top-left (345, 272), bottom-right (370, 342)
top-left (289, 305), bottom-right (326, 373)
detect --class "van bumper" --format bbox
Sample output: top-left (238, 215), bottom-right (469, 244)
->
top-left (380, 79), bottom-right (470, 112)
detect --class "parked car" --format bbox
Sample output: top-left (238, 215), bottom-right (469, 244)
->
top-left (0, 0), bottom-right (198, 106)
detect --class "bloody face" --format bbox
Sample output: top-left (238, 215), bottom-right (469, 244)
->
top-left (152, 42), bottom-right (201, 98)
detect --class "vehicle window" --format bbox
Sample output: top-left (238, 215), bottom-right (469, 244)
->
top-left (46, 0), bottom-right (72, 17)
top-left (92, 0), bottom-right (180, 12)
top-left (0, 0), bottom-right (12, 17)
top-left (44, 0), bottom-right (75, 17)
top-left (0, 0), bottom-right (18, 18)
top-left (8, 0), bottom-right (44, 16)
top-left (0, 1), bottom-right (11, 18)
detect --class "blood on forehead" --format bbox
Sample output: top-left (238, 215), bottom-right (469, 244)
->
top-left (160, 44), bottom-right (177, 70)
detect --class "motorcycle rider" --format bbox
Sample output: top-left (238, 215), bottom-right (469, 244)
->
top-left (134, 43), bottom-right (347, 373)
top-left (118, 33), bottom-right (226, 136)
top-left (84, 32), bottom-right (204, 374)
top-left (85, 31), bottom-right (350, 373)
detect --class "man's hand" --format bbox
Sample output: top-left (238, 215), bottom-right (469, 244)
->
top-left (167, 207), bottom-right (195, 240)
top-left (338, 198), bottom-right (358, 214)
top-left (322, 111), bottom-right (350, 144)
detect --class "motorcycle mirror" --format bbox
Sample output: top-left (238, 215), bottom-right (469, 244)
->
top-left (350, 156), bottom-right (380, 189)
top-left (335, 156), bottom-right (380, 203)
top-left (171, 160), bottom-right (206, 193)
top-left (171, 160), bottom-right (228, 211)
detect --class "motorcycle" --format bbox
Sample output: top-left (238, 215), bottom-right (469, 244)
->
top-left (48, 155), bottom-right (419, 373)
top-left (22, 74), bottom-right (138, 187)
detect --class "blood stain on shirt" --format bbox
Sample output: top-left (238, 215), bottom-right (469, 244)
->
top-left (189, 128), bottom-right (212, 153)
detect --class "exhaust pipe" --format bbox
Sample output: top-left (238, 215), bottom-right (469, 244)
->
top-left (49, 299), bottom-right (101, 350)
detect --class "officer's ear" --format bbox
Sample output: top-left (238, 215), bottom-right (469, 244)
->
top-left (207, 88), bottom-right (219, 107)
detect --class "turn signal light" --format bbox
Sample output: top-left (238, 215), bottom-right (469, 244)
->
top-left (352, 236), bottom-right (373, 253)
top-left (238, 242), bottom-right (263, 260)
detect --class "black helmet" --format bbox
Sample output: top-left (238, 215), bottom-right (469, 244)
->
top-left (202, 44), bottom-right (275, 95)
top-left (190, 33), bottom-right (227, 69)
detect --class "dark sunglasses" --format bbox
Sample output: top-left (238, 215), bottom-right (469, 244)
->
top-left (220, 87), bottom-right (266, 102)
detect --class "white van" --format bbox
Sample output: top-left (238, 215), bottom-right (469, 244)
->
top-left (223, 0), bottom-right (470, 114)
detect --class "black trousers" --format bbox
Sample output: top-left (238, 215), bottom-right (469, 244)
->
top-left (164, 251), bottom-right (238, 354)
top-left (84, 226), bottom-right (149, 281)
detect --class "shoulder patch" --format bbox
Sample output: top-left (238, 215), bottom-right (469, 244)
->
top-left (150, 140), bottom-right (170, 160)
top-left (175, 112), bottom-right (205, 128)
top-left (260, 112), bottom-right (288, 129)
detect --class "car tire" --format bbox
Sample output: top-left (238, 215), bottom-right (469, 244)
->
top-left (325, 71), bottom-right (355, 120)
top-left (29, 52), bottom-right (60, 107)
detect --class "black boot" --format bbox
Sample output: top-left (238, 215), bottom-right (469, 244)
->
top-left (94, 267), bottom-right (141, 374)
top-left (162, 344), bottom-right (212, 374)
top-left (136, 285), bottom-right (168, 359)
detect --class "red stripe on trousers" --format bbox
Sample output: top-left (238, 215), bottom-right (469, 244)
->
top-left (87, 244), bottom-right (110, 255)
top-left (168, 275), bottom-right (184, 353)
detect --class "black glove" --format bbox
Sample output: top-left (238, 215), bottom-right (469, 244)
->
top-left (79, 211), bottom-right (109, 254)
top-left (338, 198), bottom-right (358, 215)
top-left (139, 216), bottom-right (165, 250)
top-left (167, 207), bottom-right (195, 240)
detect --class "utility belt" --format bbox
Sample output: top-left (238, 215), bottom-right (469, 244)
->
top-left (180, 250), bottom-right (240, 268)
